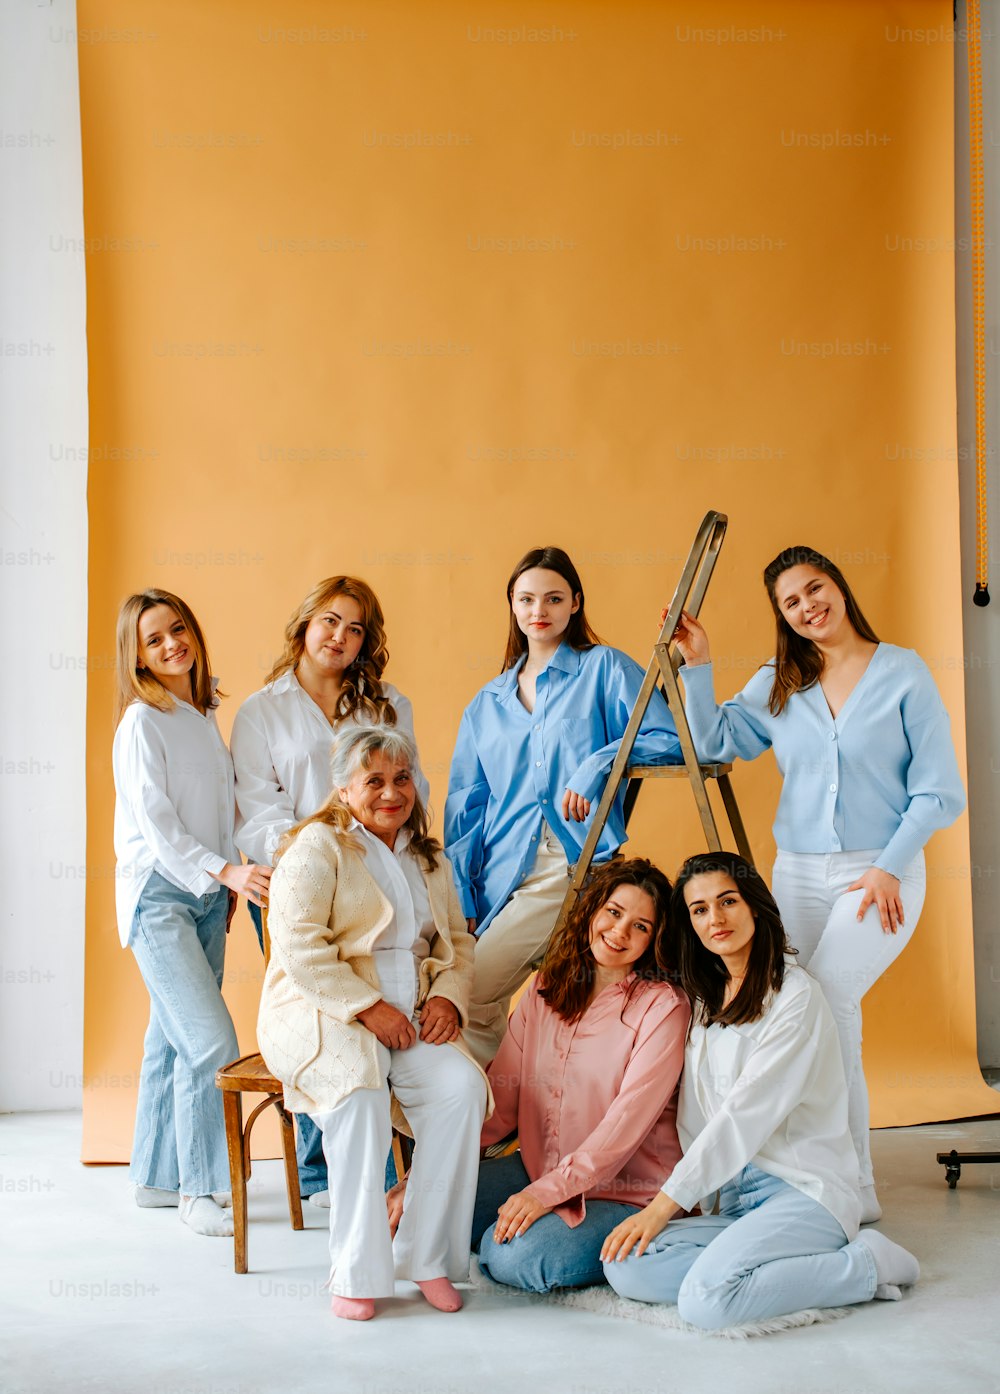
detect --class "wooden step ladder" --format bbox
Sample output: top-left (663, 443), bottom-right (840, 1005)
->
top-left (551, 509), bottom-right (753, 937)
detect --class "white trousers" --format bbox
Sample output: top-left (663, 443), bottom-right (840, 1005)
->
top-left (466, 827), bottom-right (570, 1067)
top-left (771, 848), bottom-right (926, 1189)
top-left (310, 1035), bottom-right (486, 1298)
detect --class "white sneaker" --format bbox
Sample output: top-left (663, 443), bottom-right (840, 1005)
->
top-left (133, 1185), bottom-right (179, 1209)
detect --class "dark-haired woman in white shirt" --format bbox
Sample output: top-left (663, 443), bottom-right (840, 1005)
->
top-left (602, 852), bottom-right (919, 1329)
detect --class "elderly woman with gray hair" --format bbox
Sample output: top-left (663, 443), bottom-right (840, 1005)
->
top-left (257, 725), bottom-right (489, 1322)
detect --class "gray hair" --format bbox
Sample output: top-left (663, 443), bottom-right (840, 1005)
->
top-left (275, 719), bottom-right (439, 872)
top-left (329, 723), bottom-right (418, 794)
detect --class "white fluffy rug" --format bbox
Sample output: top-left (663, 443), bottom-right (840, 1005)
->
top-left (469, 1260), bottom-right (853, 1339)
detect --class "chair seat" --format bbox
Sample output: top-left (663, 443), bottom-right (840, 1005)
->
top-left (215, 1052), bottom-right (282, 1095)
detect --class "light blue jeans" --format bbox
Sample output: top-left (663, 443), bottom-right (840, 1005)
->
top-left (129, 871), bottom-right (239, 1196)
top-left (604, 1165), bottom-right (878, 1329)
top-left (476, 1153), bottom-right (636, 1292)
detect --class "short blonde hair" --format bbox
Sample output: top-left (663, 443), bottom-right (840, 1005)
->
top-left (114, 589), bottom-right (218, 725)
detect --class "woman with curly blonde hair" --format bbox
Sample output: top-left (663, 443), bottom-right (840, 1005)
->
top-left (232, 574), bottom-right (427, 1200)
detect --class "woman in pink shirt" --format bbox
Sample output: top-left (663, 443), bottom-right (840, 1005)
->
top-left (473, 859), bottom-right (690, 1292)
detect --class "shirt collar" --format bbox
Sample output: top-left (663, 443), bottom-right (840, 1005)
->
top-left (494, 643), bottom-right (582, 704)
top-left (347, 814), bottom-right (413, 857)
top-left (548, 642), bottom-right (582, 675)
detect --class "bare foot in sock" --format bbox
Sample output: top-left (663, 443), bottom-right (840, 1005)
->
top-left (859, 1230), bottom-right (919, 1299)
top-left (308, 1191), bottom-right (331, 1209)
top-left (331, 1296), bottom-right (375, 1321)
top-left (179, 1195), bottom-right (234, 1237)
top-left (133, 1185), bottom-right (179, 1209)
top-left (416, 1278), bottom-right (463, 1312)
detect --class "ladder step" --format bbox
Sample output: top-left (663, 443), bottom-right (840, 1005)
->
top-left (627, 763), bottom-right (733, 780)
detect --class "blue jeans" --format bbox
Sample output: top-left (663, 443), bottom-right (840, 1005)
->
top-left (128, 871), bottom-right (239, 1196)
top-left (248, 898), bottom-right (327, 1195)
top-left (475, 1153), bottom-right (636, 1292)
top-left (603, 1164), bottom-right (878, 1329)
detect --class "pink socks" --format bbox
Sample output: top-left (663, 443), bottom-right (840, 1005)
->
top-left (330, 1296), bottom-right (376, 1321)
top-left (329, 1279), bottom-right (464, 1320)
top-left (416, 1278), bottom-right (463, 1312)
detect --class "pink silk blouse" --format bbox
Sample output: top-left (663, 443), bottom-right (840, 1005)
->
top-left (481, 975), bottom-right (690, 1227)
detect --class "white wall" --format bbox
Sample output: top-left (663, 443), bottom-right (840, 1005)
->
top-left (0, 0), bottom-right (88, 1110)
top-left (0, 3), bottom-right (997, 1112)
top-left (956, 0), bottom-right (1000, 1069)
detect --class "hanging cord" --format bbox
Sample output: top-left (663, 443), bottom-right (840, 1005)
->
top-left (968, 0), bottom-right (990, 604)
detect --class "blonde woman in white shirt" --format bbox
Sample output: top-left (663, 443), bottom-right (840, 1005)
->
top-left (601, 852), bottom-right (919, 1329)
top-left (113, 589), bottom-right (270, 1238)
top-left (231, 574), bottom-right (426, 1201)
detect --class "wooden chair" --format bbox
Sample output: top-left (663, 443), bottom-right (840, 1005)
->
top-left (215, 910), bottom-right (304, 1273)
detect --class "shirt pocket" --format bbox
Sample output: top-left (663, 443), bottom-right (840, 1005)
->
top-left (558, 717), bottom-right (596, 765)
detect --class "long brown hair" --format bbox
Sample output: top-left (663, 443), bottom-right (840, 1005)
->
top-left (537, 859), bottom-right (674, 1022)
top-left (763, 546), bottom-right (880, 716)
top-left (114, 588), bottom-right (218, 725)
top-left (668, 852), bottom-right (793, 1029)
top-left (277, 726), bottom-right (440, 873)
top-left (501, 546), bottom-right (603, 672)
top-left (267, 575), bottom-right (397, 725)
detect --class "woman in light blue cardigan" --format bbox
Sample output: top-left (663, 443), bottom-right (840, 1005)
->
top-left (673, 545), bottom-right (965, 1224)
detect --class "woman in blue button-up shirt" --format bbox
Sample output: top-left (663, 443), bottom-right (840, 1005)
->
top-left (445, 546), bottom-right (681, 1066)
top-left (673, 545), bottom-right (965, 1223)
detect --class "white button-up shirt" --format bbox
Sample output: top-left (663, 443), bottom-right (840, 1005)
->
top-left (664, 964), bottom-right (862, 1239)
top-left (112, 695), bottom-right (238, 946)
top-left (231, 671), bottom-right (427, 866)
top-left (352, 822), bottom-right (436, 1019)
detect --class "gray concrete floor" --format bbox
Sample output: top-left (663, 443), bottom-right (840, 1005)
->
top-left (1, 1111), bottom-right (998, 1394)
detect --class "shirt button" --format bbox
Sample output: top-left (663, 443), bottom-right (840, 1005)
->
top-left (531, 835), bottom-right (538, 842)
top-left (829, 731), bottom-right (837, 741)
top-left (541, 798), bottom-right (548, 804)
top-left (829, 783), bottom-right (837, 793)
top-left (535, 761), bottom-right (542, 767)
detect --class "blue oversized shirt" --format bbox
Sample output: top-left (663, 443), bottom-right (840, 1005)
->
top-left (444, 644), bottom-right (682, 932)
top-left (680, 645), bottom-right (965, 878)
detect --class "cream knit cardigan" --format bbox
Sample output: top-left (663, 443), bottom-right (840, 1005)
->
top-left (257, 820), bottom-right (492, 1129)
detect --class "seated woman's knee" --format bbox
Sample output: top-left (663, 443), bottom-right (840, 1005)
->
top-left (428, 1049), bottom-right (487, 1111)
top-left (603, 1253), bottom-right (666, 1304)
top-left (479, 1230), bottom-right (549, 1292)
top-left (676, 1277), bottom-right (734, 1331)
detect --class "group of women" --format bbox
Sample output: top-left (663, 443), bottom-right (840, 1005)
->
top-left (112, 539), bottom-right (964, 1326)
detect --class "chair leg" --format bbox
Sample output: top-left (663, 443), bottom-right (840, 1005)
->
top-left (222, 1090), bottom-right (249, 1274)
top-left (277, 1104), bottom-right (304, 1232)
top-left (392, 1130), bottom-right (414, 1178)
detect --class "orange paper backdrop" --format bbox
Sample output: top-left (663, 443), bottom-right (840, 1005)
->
top-left (80, 0), bottom-right (995, 1162)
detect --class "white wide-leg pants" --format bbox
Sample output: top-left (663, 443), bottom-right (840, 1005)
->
top-left (465, 827), bottom-right (570, 1067)
top-left (310, 1035), bottom-right (486, 1298)
top-left (771, 848), bottom-right (926, 1188)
